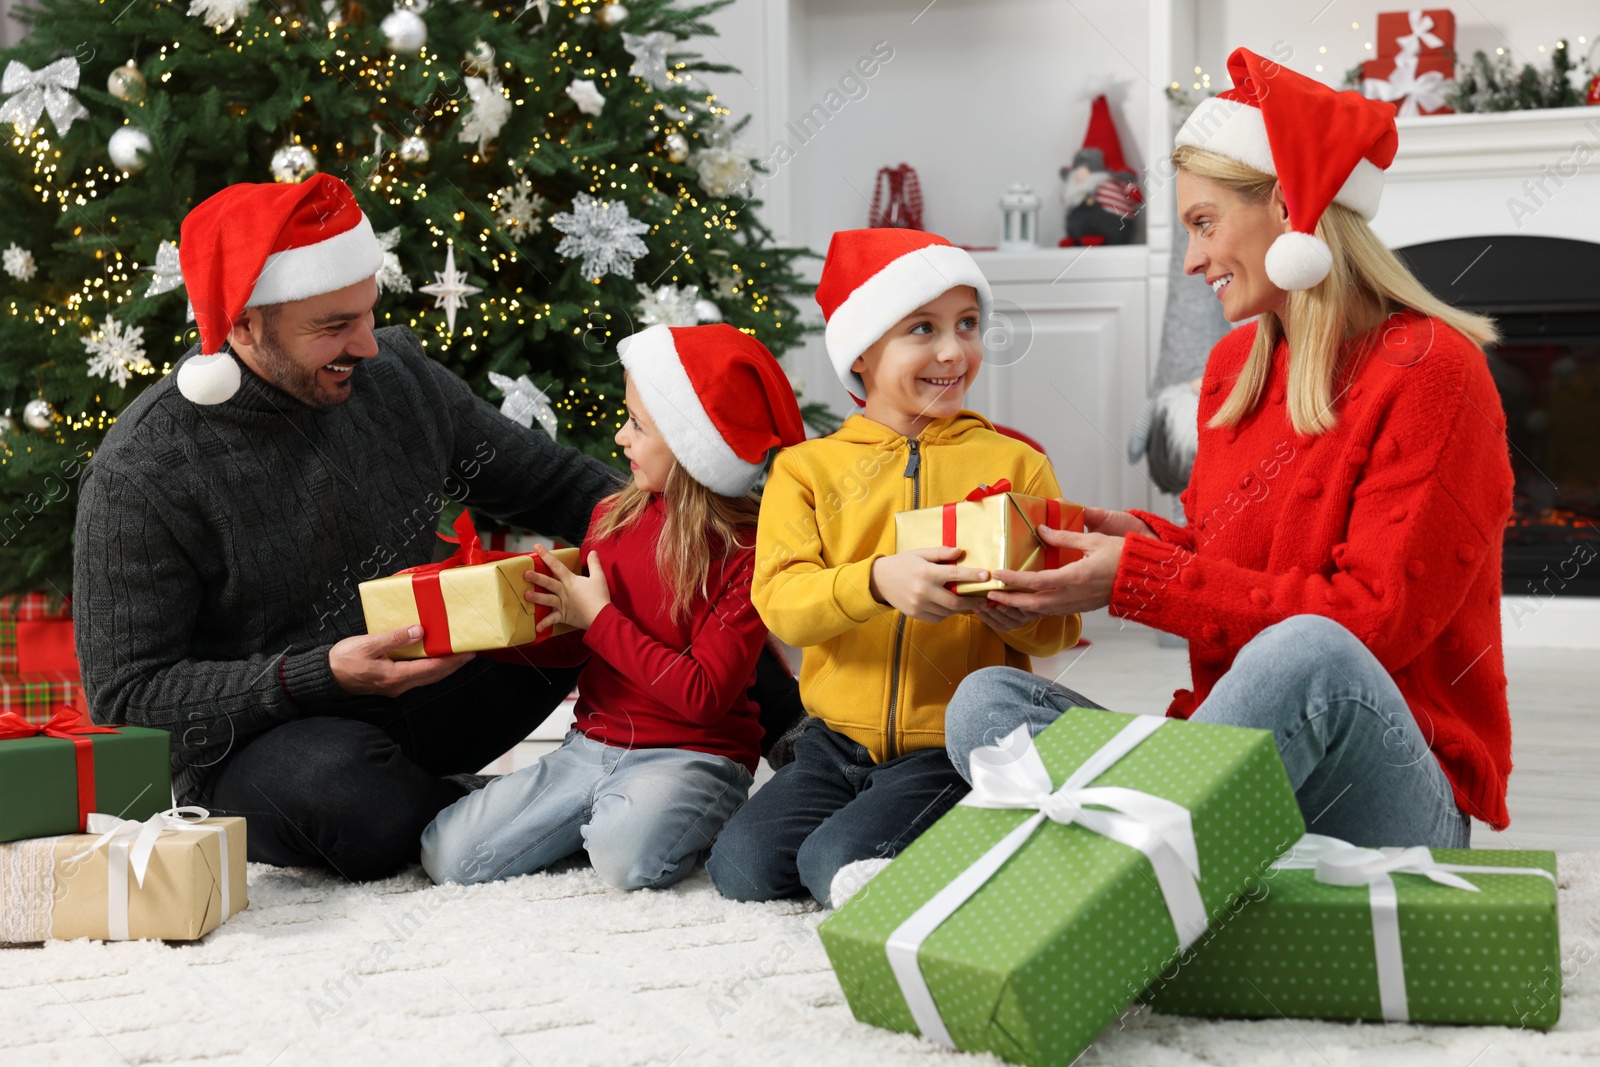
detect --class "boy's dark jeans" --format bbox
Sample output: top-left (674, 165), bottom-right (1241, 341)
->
top-left (707, 717), bottom-right (969, 906)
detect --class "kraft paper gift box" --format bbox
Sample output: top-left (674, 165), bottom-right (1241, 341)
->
top-left (818, 707), bottom-right (1305, 1067)
top-left (0, 809), bottom-right (247, 943)
top-left (0, 704), bottom-right (171, 844)
top-left (360, 510), bottom-right (578, 660)
top-left (1144, 834), bottom-right (1562, 1028)
top-left (894, 480), bottom-right (1085, 596)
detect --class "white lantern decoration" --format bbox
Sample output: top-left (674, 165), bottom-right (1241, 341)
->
top-left (999, 182), bottom-right (1042, 253)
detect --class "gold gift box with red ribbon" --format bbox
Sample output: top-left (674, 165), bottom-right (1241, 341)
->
top-left (894, 480), bottom-right (1086, 596)
top-left (359, 511), bottom-right (577, 660)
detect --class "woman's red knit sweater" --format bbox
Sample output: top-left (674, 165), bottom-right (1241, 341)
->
top-left (1111, 311), bottom-right (1515, 829)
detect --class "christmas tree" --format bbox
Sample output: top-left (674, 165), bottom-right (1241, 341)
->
top-left (0, 0), bottom-right (818, 594)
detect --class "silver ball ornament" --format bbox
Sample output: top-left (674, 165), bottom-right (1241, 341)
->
top-left (0, 409), bottom-right (13, 439)
top-left (23, 398), bottom-right (54, 433)
top-left (270, 144), bottom-right (319, 182)
top-left (381, 9), bottom-right (428, 52)
top-left (398, 134), bottom-right (430, 164)
top-left (107, 62), bottom-right (147, 102)
top-left (598, 3), bottom-right (629, 29)
top-left (108, 127), bottom-right (152, 172)
top-left (664, 132), bottom-right (689, 164)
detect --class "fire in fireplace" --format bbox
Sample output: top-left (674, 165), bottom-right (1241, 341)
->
top-left (1398, 235), bottom-right (1600, 597)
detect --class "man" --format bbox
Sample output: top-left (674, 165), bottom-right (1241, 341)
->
top-left (74, 174), bottom-right (763, 881)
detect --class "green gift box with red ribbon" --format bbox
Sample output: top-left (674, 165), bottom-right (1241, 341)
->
top-left (0, 704), bottom-right (172, 844)
top-left (894, 480), bottom-right (1085, 596)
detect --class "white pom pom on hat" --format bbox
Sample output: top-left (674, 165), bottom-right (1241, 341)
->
top-left (1174, 48), bottom-right (1400, 292)
top-left (175, 173), bottom-right (384, 404)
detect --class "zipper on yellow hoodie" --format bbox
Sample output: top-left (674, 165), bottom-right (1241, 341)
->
top-left (884, 437), bottom-right (921, 760)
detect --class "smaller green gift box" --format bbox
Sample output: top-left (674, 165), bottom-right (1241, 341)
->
top-left (818, 707), bottom-right (1305, 1067)
top-left (1144, 834), bottom-right (1562, 1028)
top-left (0, 704), bottom-right (171, 844)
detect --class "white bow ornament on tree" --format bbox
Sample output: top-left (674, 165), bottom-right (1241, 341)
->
top-left (0, 58), bottom-right (91, 136)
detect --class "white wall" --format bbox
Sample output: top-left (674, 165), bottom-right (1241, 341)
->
top-left (1192, 0), bottom-right (1598, 96)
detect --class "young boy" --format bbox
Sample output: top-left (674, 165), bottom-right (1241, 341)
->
top-left (706, 229), bottom-right (1081, 908)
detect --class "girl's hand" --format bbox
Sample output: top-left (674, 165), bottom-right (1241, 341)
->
top-left (987, 527), bottom-right (1125, 615)
top-left (974, 599), bottom-right (1039, 633)
top-left (525, 547), bottom-right (611, 631)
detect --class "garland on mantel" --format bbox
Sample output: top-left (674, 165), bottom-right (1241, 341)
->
top-left (1342, 38), bottom-right (1595, 114)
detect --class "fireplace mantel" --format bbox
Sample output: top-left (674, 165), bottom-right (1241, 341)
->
top-left (1389, 106), bottom-right (1600, 179)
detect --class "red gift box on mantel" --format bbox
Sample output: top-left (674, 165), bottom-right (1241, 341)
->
top-left (1361, 52), bottom-right (1455, 116)
top-left (1376, 9), bottom-right (1455, 59)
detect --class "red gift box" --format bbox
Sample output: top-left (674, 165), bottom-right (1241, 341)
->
top-left (1376, 9), bottom-right (1455, 59)
top-left (0, 591), bottom-right (79, 674)
top-left (1361, 53), bottom-right (1456, 116)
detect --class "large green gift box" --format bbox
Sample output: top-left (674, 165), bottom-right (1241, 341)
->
top-left (818, 707), bottom-right (1305, 1067)
top-left (0, 705), bottom-right (171, 843)
top-left (1145, 834), bottom-right (1562, 1028)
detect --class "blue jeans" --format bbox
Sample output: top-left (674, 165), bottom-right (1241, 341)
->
top-left (707, 718), bottom-right (969, 906)
top-left (944, 615), bottom-right (1470, 849)
top-left (421, 730), bottom-right (753, 891)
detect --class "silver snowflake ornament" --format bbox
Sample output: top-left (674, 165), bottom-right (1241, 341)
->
top-left (2, 243), bottom-right (35, 282)
top-left (492, 182), bottom-right (547, 243)
top-left (375, 228), bottom-right (411, 294)
top-left (82, 315), bottom-right (152, 389)
top-left (623, 31), bottom-right (677, 91)
top-left (143, 240), bottom-right (184, 297)
top-left (488, 371), bottom-right (559, 440)
top-left (635, 283), bottom-right (700, 327)
top-left (550, 193), bottom-right (651, 280)
top-left (418, 243), bottom-right (483, 334)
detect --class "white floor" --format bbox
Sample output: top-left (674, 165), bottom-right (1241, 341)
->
top-left (494, 610), bottom-right (1600, 853)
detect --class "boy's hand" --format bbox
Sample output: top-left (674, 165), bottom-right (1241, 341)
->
top-left (525, 547), bottom-right (610, 630)
top-left (869, 547), bottom-right (989, 623)
top-left (974, 599), bottom-right (1040, 633)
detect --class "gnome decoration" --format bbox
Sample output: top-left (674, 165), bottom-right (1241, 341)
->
top-left (1058, 95), bottom-right (1143, 247)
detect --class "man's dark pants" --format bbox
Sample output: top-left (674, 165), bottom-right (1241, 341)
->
top-left (197, 651), bottom-right (806, 882)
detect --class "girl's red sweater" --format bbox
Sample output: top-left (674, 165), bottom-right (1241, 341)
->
top-left (1111, 311), bottom-right (1515, 829)
top-left (519, 496), bottom-right (765, 773)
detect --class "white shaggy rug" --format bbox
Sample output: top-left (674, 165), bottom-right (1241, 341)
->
top-left (4, 851), bottom-right (1599, 1067)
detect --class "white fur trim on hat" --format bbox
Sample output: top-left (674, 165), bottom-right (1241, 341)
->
top-left (246, 214), bottom-right (385, 307)
top-left (1265, 232), bottom-right (1334, 291)
top-left (1175, 97), bottom-right (1385, 220)
top-left (176, 352), bottom-right (244, 405)
top-left (824, 244), bottom-right (993, 401)
top-left (617, 326), bottom-right (764, 497)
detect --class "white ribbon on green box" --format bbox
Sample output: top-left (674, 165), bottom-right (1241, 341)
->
top-left (885, 716), bottom-right (1208, 1048)
top-left (68, 806), bottom-right (230, 941)
top-left (1272, 834), bottom-right (1559, 1023)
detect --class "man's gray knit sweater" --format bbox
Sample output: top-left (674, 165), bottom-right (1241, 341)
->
top-left (73, 326), bottom-right (623, 803)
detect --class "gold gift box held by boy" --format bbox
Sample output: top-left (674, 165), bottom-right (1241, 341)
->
top-left (359, 510), bottom-right (578, 660)
top-left (895, 480), bottom-right (1085, 595)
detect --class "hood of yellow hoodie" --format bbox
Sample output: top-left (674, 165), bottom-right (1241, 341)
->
top-left (831, 410), bottom-right (998, 447)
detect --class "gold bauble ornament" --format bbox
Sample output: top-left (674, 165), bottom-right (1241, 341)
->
top-left (107, 62), bottom-right (147, 102)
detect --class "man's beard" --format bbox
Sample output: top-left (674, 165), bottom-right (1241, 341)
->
top-left (253, 324), bottom-right (352, 409)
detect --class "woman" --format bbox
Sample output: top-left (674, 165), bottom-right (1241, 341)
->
top-left (945, 49), bottom-right (1512, 848)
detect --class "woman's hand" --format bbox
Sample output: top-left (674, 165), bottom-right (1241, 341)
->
top-left (987, 526), bottom-right (1126, 616)
top-left (525, 546), bottom-right (611, 630)
top-left (974, 599), bottom-right (1041, 633)
top-left (1081, 506), bottom-right (1156, 540)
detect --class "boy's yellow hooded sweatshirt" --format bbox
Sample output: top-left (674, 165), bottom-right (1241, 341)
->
top-left (754, 412), bottom-right (1081, 762)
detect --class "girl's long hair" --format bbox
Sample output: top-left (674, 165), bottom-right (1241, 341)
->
top-left (591, 463), bottom-right (761, 624)
top-left (1171, 144), bottom-right (1499, 436)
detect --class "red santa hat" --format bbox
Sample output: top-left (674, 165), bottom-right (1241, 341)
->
top-left (617, 323), bottom-right (806, 497)
top-left (1174, 47), bottom-right (1399, 291)
top-left (175, 173), bottom-right (385, 404)
top-left (1081, 94), bottom-right (1130, 174)
top-left (814, 228), bottom-right (992, 405)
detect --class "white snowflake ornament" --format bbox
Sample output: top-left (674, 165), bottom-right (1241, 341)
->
top-left (418, 243), bottom-right (483, 333)
top-left (82, 315), bottom-right (152, 388)
top-left (550, 193), bottom-right (651, 280)
top-left (2, 243), bottom-right (35, 282)
top-left (187, 0), bottom-right (252, 29)
top-left (458, 76), bottom-right (511, 153)
top-left (622, 31), bottom-right (676, 91)
top-left (492, 182), bottom-right (547, 243)
top-left (566, 79), bottom-right (605, 117)
top-left (635, 283), bottom-right (700, 327)
top-left (375, 228), bottom-right (411, 294)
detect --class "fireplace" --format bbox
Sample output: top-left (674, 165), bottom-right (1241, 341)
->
top-left (1397, 235), bottom-right (1600, 596)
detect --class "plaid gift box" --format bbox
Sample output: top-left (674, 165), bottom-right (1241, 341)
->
top-left (0, 592), bottom-right (77, 674)
top-left (0, 673), bottom-right (85, 718)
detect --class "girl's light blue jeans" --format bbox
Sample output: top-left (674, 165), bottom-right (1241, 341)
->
top-left (944, 615), bottom-right (1471, 849)
top-left (421, 730), bottom-right (754, 890)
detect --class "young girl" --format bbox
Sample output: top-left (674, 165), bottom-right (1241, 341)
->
top-left (420, 323), bottom-right (806, 890)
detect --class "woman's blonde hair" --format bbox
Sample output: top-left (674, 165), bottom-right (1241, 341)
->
top-left (1171, 144), bottom-right (1499, 435)
top-left (591, 463), bottom-right (761, 624)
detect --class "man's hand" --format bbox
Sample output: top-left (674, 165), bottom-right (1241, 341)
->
top-left (525, 546), bottom-right (611, 630)
top-left (869, 547), bottom-right (989, 623)
top-left (329, 626), bottom-right (475, 698)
